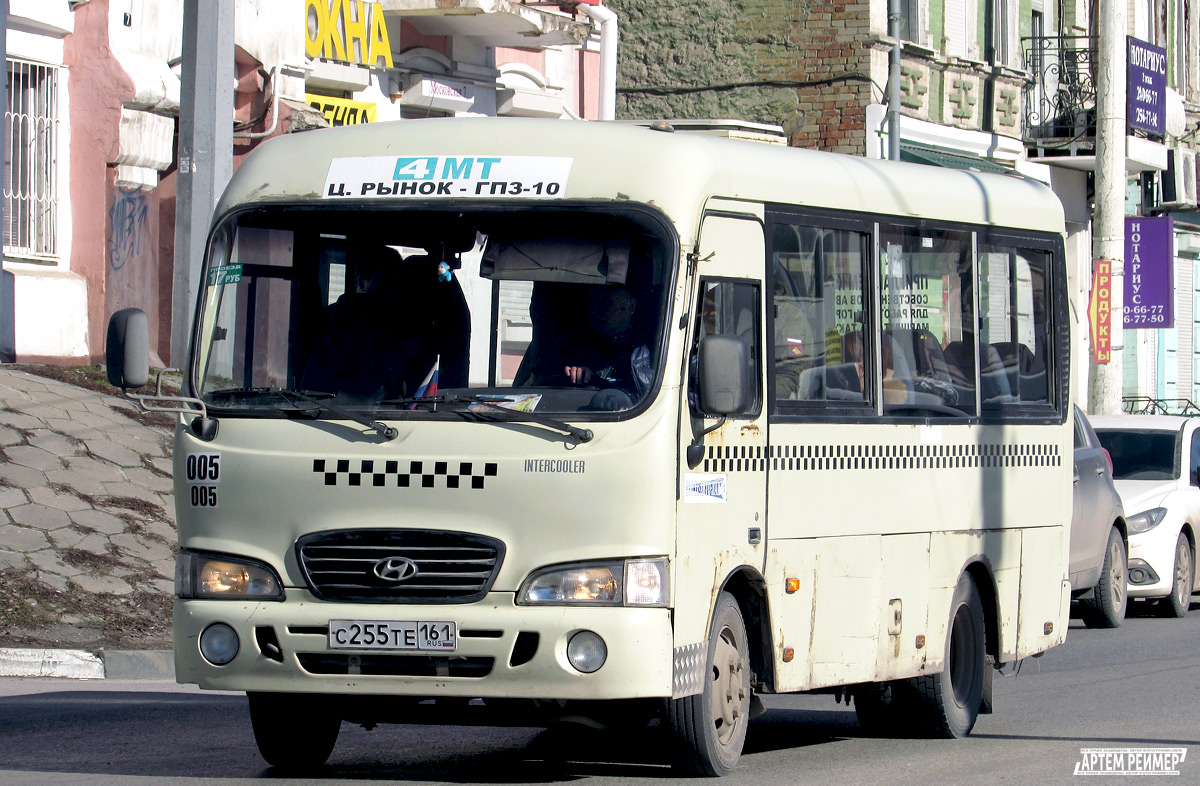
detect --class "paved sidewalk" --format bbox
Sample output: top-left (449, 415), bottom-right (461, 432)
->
top-left (0, 367), bottom-right (176, 673)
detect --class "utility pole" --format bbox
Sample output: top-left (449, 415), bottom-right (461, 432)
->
top-left (1, 0), bottom-right (13, 363)
top-left (171, 0), bottom-right (234, 373)
top-left (1088, 0), bottom-right (1127, 413)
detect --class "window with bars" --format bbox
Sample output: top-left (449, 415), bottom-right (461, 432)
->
top-left (4, 59), bottom-right (60, 261)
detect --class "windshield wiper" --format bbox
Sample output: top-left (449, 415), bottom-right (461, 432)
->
top-left (440, 394), bottom-right (593, 443)
top-left (209, 387), bottom-right (397, 440)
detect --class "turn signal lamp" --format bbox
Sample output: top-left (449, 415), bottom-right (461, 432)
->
top-left (782, 647), bottom-right (794, 662)
top-left (915, 635), bottom-right (926, 649)
top-left (785, 578), bottom-right (800, 593)
top-left (1044, 622), bottom-right (1054, 635)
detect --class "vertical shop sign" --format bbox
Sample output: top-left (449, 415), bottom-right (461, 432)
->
top-left (1124, 217), bottom-right (1174, 328)
top-left (1088, 260), bottom-right (1113, 363)
top-left (1127, 37), bottom-right (1166, 135)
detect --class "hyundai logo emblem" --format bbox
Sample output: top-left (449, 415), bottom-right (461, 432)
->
top-left (373, 556), bottom-right (419, 582)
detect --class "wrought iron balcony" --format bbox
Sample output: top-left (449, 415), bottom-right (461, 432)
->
top-left (1021, 36), bottom-right (1097, 155)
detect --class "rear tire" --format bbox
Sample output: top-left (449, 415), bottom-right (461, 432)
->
top-left (248, 692), bottom-right (341, 771)
top-left (1160, 532), bottom-right (1194, 618)
top-left (667, 592), bottom-right (751, 776)
top-left (1082, 526), bottom-right (1127, 628)
top-left (910, 574), bottom-right (985, 738)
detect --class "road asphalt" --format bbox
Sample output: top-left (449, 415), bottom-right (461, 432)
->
top-left (0, 367), bottom-right (176, 680)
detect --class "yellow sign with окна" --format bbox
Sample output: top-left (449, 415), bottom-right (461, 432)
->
top-left (1088, 259), bottom-right (1113, 363)
top-left (307, 95), bottom-right (377, 126)
top-left (304, 0), bottom-right (393, 68)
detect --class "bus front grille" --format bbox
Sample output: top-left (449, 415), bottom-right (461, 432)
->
top-left (296, 529), bottom-right (505, 603)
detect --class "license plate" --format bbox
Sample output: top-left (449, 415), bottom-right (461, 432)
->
top-left (328, 619), bottom-right (457, 651)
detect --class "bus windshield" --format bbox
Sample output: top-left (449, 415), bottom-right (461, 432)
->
top-left (194, 206), bottom-right (673, 417)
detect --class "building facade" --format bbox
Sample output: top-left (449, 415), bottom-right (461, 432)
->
top-left (609, 0), bottom-right (1200, 412)
top-left (3, 0), bottom-right (603, 366)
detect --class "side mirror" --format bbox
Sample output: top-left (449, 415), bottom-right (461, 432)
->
top-left (697, 334), bottom-right (751, 415)
top-left (106, 308), bottom-right (150, 389)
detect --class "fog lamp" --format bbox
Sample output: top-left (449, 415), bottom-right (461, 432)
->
top-left (566, 631), bottom-right (607, 673)
top-left (199, 622), bottom-right (240, 666)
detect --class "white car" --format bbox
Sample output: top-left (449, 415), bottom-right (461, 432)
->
top-left (1091, 414), bottom-right (1199, 617)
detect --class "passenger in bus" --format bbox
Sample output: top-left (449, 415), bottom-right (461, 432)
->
top-left (773, 277), bottom-right (818, 399)
top-left (526, 284), bottom-right (652, 400)
top-left (301, 246), bottom-right (469, 400)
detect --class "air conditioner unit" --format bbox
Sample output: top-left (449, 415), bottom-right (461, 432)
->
top-left (1160, 147), bottom-right (1198, 209)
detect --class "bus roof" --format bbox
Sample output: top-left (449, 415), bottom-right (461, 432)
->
top-left (217, 117), bottom-right (1065, 240)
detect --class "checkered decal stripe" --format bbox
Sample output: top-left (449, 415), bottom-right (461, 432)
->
top-left (702, 443), bottom-right (1063, 473)
top-left (313, 459), bottom-right (499, 489)
top-left (763, 442), bottom-right (1062, 472)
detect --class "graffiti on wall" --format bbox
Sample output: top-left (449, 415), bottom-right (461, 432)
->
top-left (108, 188), bottom-right (149, 271)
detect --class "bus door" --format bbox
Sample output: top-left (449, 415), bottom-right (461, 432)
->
top-left (674, 208), bottom-right (768, 664)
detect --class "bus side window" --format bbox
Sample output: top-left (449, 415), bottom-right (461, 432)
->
top-left (879, 226), bottom-right (974, 416)
top-left (769, 222), bottom-right (869, 407)
top-left (979, 245), bottom-right (1052, 407)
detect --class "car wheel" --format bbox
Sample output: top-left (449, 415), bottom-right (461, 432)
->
top-left (1082, 526), bottom-right (1127, 628)
top-left (248, 692), bottom-right (340, 771)
top-left (1159, 532), bottom-right (1194, 618)
top-left (909, 574), bottom-right (985, 738)
top-left (667, 592), bottom-right (751, 776)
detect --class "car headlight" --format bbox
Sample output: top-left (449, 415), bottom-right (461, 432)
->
top-left (176, 550), bottom-right (284, 600)
top-left (518, 558), bottom-right (669, 607)
top-left (1126, 507), bottom-right (1167, 536)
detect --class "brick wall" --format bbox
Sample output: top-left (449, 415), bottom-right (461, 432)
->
top-left (608, 0), bottom-right (879, 153)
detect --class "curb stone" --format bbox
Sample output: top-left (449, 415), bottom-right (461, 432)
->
top-left (0, 648), bottom-right (174, 680)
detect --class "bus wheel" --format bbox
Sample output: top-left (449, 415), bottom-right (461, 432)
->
top-left (248, 692), bottom-right (340, 771)
top-left (667, 592), bottom-right (751, 776)
top-left (911, 574), bottom-right (985, 738)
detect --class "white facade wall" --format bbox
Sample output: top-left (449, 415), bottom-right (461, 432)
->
top-left (4, 3), bottom-right (84, 359)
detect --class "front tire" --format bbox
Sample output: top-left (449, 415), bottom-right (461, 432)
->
top-left (1083, 526), bottom-right (1127, 628)
top-left (1160, 532), bottom-right (1194, 618)
top-left (248, 692), bottom-right (341, 771)
top-left (667, 592), bottom-right (751, 776)
top-left (911, 574), bottom-right (986, 738)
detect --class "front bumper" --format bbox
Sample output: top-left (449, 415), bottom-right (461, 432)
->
top-left (1127, 523), bottom-right (1182, 599)
top-left (174, 589), bottom-right (674, 699)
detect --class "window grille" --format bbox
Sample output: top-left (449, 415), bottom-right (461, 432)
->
top-left (4, 59), bottom-right (60, 260)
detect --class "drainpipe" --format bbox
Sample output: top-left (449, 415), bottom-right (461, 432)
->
top-left (233, 66), bottom-right (280, 140)
top-left (887, 0), bottom-right (901, 160)
top-left (577, 1), bottom-right (618, 121)
top-left (232, 63), bottom-right (309, 140)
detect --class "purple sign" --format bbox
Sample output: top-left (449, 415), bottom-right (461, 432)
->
top-left (1128, 37), bottom-right (1167, 136)
top-left (1125, 216), bottom-right (1174, 329)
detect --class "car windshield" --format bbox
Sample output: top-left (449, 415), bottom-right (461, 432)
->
top-left (194, 206), bottom-right (674, 418)
top-left (1094, 428), bottom-right (1181, 480)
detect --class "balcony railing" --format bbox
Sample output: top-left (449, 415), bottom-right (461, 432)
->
top-left (1021, 36), bottom-right (1097, 154)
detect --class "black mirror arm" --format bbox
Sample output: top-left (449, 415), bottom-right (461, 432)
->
top-left (686, 415), bottom-right (726, 469)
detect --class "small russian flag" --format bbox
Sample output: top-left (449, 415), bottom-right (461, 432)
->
top-left (786, 337), bottom-right (805, 358)
top-left (409, 357), bottom-right (439, 409)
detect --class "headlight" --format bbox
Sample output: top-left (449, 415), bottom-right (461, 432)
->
top-left (176, 551), bottom-right (284, 600)
top-left (518, 558), bottom-right (669, 606)
top-left (1126, 507), bottom-right (1167, 535)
